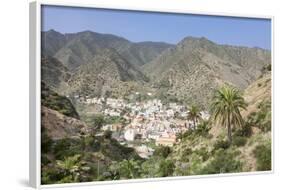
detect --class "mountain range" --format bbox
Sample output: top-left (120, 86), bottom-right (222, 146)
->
top-left (41, 29), bottom-right (271, 107)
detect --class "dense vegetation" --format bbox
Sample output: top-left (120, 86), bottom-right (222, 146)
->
top-left (41, 132), bottom-right (142, 184)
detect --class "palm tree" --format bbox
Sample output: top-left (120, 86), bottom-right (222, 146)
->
top-left (119, 159), bottom-right (141, 179)
top-left (56, 154), bottom-right (81, 182)
top-left (211, 85), bottom-right (247, 143)
top-left (187, 105), bottom-right (201, 129)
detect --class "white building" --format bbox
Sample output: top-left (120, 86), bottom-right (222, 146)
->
top-left (124, 129), bottom-right (136, 141)
top-left (166, 109), bottom-right (175, 117)
top-left (200, 111), bottom-right (210, 120)
top-left (103, 109), bottom-right (121, 117)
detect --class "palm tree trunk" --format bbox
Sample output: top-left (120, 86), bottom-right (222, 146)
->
top-left (98, 160), bottom-right (100, 178)
top-left (227, 112), bottom-right (232, 143)
top-left (193, 119), bottom-right (196, 130)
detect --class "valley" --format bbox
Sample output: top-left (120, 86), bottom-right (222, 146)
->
top-left (40, 29), bottom-right (272, 184)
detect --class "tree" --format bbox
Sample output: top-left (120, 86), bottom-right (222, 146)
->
top-left (91, 115), bottom-right (105, 133)
top-left (104, 130), bottom-right (112, 139)
top-left (154, 146), bottom-right (172, 158)
top-left (157, 159), bottom-right (175, 177)
top-left (195, 121), bottom-right (211, 137)
top-left (211, 85), bottom-right (247, 143)
top-left (117, 159), bottom-right (141, 179)
top-left (56, 154), bottom-right (81, 182)
top-left (187, 105), bottom-right (201, 129)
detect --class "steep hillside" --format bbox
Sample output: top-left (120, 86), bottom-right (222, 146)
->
top-left (144, 37), bottom-right (271, 108)
top-left (41, 82), bottom-right (79, 119)
top-left (66, 48), bottom-right (150, 98)
top-left (41, 55), bottom-right (71, 92)
top-left (53, 31), bottom-right (131, 71)
top-left (42, 30), bottom-right (173, 71)
top-left (242, 72), bottom-right (271, 117)
top-left (163, 74), bottom-right (272, 174)
top-left (41, 106), bottom-right (88, 140)
top-left (120, 41), bottom-right (174, 67)
top-left (41, 29), bottom-right (67, 56)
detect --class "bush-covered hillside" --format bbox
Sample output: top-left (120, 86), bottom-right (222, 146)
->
top-left (41, 82), bottom-right (80, 119)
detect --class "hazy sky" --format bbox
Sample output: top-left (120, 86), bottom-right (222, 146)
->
top-left (42, 5), bottom-right (271, 50)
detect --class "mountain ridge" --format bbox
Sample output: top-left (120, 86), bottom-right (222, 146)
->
top-left (41, 29), bottom-right (271, 108)
top-left (42, 29), bottom-right (174, 70)
top-left (143, 36), bottom-right (270, 107)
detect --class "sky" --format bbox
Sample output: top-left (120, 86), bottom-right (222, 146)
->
top-left (41, 5), bottom-right (271, 50)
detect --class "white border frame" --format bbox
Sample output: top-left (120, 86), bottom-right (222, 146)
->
top-left (29, 1), bottom-right (274, 189)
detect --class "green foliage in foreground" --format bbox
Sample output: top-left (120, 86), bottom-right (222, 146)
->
top-left (154, 146), bottom-right (172, 158)
top-left (213, 139), bottom-right (231, 151)
top-left (200, 149), bottom-right (242, 174)
top-left (109, 159), bottom-right (142, 179)
top-left (247, 100), bottom-right (271, 132)
top-left (232, 136), bottom-right (247, 147)
top-left (177, 121), bottom-right (211, 141)
top-left (233, 123), bottom-right (253, 137)
top-left (253, 142), bottom-right (271, 171)
top-left (41, 132), bottom-right (142, 184)
top-left (42, 128), bottom-right (271, 184)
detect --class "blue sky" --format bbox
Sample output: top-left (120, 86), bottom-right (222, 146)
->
top-left (42, 5), bottom-right (271, 50)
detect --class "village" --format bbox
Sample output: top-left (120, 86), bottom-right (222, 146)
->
top-left (75, 93), bottom-right (210, 159)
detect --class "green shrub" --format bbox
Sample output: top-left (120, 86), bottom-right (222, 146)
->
top-left (181, 148), bottom-right (193, 162)
top-left (253, 143), bottom-right (271, 171)
top-left (114, 159), bottom-right (142, 179)
top-left (104, 130), bottom-right (112, 139)
top-left (234, 123), bottom-right (252, 137)
top-left (84, 136), bottom-right (95, 147)
top-left (41, 166), bottom-right (64, 184)
top-left (141, 157), bottom-right (159, 178)
top-left (41, 155), bottom-right (51, 165)
top-left (247, 101), bottom-right (271, 132)
top-left (154, 146), bottom-right (172, 158)
top-left (194, 147), bottom-right (210, 162)
top-left (53, 138), bottom-right (82, 160)
top-left (158, 79), bottom-right (171, 88)
top-left (183, 148), bottom-right (193, 156)
top-left (213, 139), bottom-right (231, 151)
top-left (41, 127), bottom-right (53, 154)
top-left (201, 149), bottom-right (242, 174)
top-left (195, 121), bottom-right (211, 137)
top-left (157, 159), bottom-right (175, 177)
top-left (232, 136), bottom-right (247, 147)
top-left (263, 64), bottom-right (271, 71)
top-left (92, 115), bottom-right (105, 130)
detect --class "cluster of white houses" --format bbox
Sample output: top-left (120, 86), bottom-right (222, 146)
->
top-left (77, 96), bottom-right (210, 157)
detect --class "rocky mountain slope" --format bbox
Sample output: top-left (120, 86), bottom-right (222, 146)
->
top-left (41, 106), bottom-right (88, 140)
top-left (41, 82), bottom-right (79, 119)
top-left (143, 37), bottom-right (271, 107)
top-left (41, 55), bottom-right (71, 92)
top-left (42, 30), bottom-right (173, 71)
top-left (41, 29), bottom-right (68, 57)
top-left (66, 48), bottom-right (149, 97)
